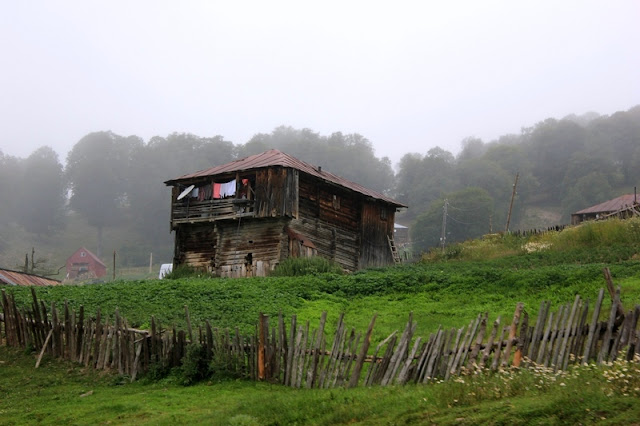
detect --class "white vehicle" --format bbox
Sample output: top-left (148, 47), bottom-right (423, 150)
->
top-left (158, 263), bottom-right (173, 279)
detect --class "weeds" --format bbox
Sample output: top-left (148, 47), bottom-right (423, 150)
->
top-left (271, 257), bottom-right (343, 277)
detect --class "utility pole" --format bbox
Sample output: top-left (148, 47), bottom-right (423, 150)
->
top-left (440, 199), bottom-right (448, 252)
top-left (505, 173), bottom-right (519, 232)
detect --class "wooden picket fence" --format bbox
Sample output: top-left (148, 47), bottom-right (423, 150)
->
top-left (1, 280), bottom-right (639, 388)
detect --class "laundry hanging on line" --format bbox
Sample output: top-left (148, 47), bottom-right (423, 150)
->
top-left (219, 179), bottom-right (236, 197)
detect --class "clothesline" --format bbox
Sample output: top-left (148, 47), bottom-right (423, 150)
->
top-left (191, 179), bottom-right (249, 201)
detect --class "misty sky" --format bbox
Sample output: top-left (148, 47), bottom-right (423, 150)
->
top-left (1, 1), bottom-right (638, 166)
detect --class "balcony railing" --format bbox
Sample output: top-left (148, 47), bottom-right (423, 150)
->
top-left (172, 198), bottom-right (255, 225)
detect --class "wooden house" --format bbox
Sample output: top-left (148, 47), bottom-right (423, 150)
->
top-left (571, 193), bottom-right (639, 225)
top-left (66, 247), bottom-right (107, 280)
top-left (164, 150), bottom-right (407, 277)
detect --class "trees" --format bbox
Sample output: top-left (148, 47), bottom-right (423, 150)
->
top-left (0, 150), bottom-right (22, 228)
top-left (16, 146), bottom-right (66, 236)
top-left (125, 133), bottom-right (235, 261)
top-left (411, 187), bottom-right (494, 253)
top-left (526, 119), bottom-right (587, 202)
top-left (65, 131), bottom-right (142, 257)
top-left (240, 126), bottom-right (395, 194)
top-left (394, 148), bottom-right (457, 222)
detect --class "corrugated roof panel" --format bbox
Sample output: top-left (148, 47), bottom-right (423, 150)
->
top-left (0, 268), bottom-right (61, 286)
top-left (165, 149), bottom-right (407, 207)
top-left (575, 194), bottom-right (638, 215)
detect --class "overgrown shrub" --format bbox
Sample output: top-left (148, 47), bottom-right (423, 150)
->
top-left (164, 264), bottom-right (205, 280)
top-left (180, 344), bottom-right (210, 386)
top-left (271, 257), bottom-right (343, 277)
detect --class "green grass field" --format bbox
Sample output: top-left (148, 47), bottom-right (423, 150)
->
top-left (2, 218), bottom-right (640, 424)
top-left (1, 345), bottom-right (639, 425)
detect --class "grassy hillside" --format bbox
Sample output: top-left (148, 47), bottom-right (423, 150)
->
top-left (5, 218), bottom-right (640, 346)
top-left (2, 217), bottom-right (640, 424)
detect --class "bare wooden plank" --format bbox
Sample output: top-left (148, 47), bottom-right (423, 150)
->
top-left (527, 301), bottom-right (549, 364)
top-left (448, 319), bottom-right (474, 379)
top-left (306, 312), bottom-right (327, 388)
top-left (555, 296), bottom-right (580, 371)
top-left (467, 313), bottom-right (488, 370)
top-left (258, 313), bottom-right (266, 380)
top-left (445, 326), bottom-right (465, 379)
top-left (320, 313), bottom-right (345, 388)
top-left (535, 311), bottom-right (554, 365)
top-left (342, 332), bottom-right (361, 387)
top-left (413, 330), bottom-right (435, 383)
top-left (550, 304), bottom-right (570, 369)
top-left (603, 268), bottom-right (625, 320)
top-left (335, 329), bottom-right (356, 387)
top-left (35, 329), bottom-right (53, 369)
top-left (348, 314), bottom-right (377, 388)
top-left (491, 326), bottom-right (507, 371)
top-left (184, 305), bottom-right (193, 343)
top-left (481, 316), bottom-right (501, 368)
top-left (382, 314), bottom-right (415, 386)
top-left (296, 322), bottom-right (311, 388)
top-left (364, 331), bottom-right (396, 386)
top-left (285, 315), bottom-right (297, 386)
top-left (372, 334), bottom-right (397, 385)
top-left (397, 337), bottom-right (422, 385)
top-left (501, 303), bottom-right (524, 368)
top-left (625, 306), bottom-right (640, 361)
top-left (598, 288), bottom-right (621, 364)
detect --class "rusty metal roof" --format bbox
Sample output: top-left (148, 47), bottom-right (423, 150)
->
top-left (165, 149), bottom-right (406, 207)
top-left (574, 194), bottom-right (638, 215)
top-left (0, 268), bottom-right (61, 286)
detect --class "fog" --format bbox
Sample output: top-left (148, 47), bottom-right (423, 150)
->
top-left (1, 1), bottom-right (638, 165)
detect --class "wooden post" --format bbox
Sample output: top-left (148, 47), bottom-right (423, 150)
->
top-left (184, 305), bottom-right (193, 343)
top-left (258, 313), bottom-right (266, 380)
top-left (502, 302), bottom-right (524, 367)
top-left (348, 314), bottom-right (377, 388)
top-left (505, 173), bottom-right (519, 232)
top-left (603, 268), bottom-right (625, 321)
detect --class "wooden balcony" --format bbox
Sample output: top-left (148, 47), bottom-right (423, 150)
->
top-left (171, 198), bottom-right (255, 226)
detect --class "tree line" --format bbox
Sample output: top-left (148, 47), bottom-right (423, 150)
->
top-left (0, 106), bottom-right (638, 263)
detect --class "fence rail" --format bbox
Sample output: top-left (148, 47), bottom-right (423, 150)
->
top-left (1, 279), bottom-right (639, 388)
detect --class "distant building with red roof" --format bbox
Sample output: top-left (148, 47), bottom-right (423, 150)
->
top-left (66, 247), bottom-right (107, 280)
top-left (571, 193), bottom-right (639, 225)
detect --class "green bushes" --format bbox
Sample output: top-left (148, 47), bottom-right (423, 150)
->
top-left (163, 264), bottom-right (205, 279)
top-left (270, 257), bottom-right (343, 277)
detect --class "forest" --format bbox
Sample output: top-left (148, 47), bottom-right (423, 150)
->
top-left (0, 105), bottom-right (639, 270)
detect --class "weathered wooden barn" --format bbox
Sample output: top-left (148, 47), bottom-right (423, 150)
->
top-left (165, 150), bottom-right (407, 277)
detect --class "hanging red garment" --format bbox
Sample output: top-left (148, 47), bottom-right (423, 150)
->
top-left (213, 183), bottom-right (221, 199)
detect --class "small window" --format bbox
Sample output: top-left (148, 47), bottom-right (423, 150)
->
top-left (333, 195), bottom-right (340, 210)
top-left (380, 207), bottom-right (387, 220)
top-left (80, 252), bottom-right (86, 257)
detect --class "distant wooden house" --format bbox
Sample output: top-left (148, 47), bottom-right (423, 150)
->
top-left (571, 194), bottom-right (640, 225)
top-left (66, 247), bottom-right (107, 280)
top-left (164, 149), bottom-right (407, 277)
top-left (0, 268), bottom-right (60, 286)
